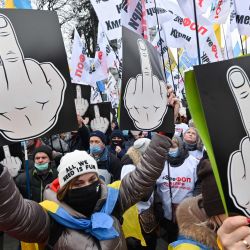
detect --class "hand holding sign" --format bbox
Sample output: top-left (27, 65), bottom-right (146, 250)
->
top-left (0, 14), bottom-right (66, 141)
top-left (124, 39), bottom-right (168, 131)
top-left (1, 145), bottom-right (21, 177)
top-left (227, 66), bottom-right (250, 216)
top-left (74, 85), bottom-right (89, 116)
top-left (90, 105), bottom-right (109, 133)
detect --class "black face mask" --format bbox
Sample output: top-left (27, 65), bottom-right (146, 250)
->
top-left (63, 180), bottom-right (101, 217)
top-left (112, 139), bottom-right (123, 147)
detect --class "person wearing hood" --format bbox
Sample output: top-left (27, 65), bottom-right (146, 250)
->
top-left (156, 136), bottom-right (199, 243)
top-left (15, 145), bottom-right (58, 203)
top-left (109, 129), bottom-right (127, 160)
top-left (168, 159), bottom-right (226, 250)
top-left (183, 127), bottom-right (205, 161)
top-left (0, 134), bottom-right (171, 250)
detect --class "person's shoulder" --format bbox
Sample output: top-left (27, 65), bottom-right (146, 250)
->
top-left (186, 155), bottom-right (200, 166)
top-left (15, 170), bottom-right (29, 183)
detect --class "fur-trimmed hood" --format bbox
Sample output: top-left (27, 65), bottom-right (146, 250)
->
top-left (176, 195), bottom-right (219, 250)
top-left (125, 146), bottom-right (142, 166)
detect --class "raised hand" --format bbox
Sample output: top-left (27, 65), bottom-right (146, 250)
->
top-left (0, 14), bottom-right (66, 141)
top-left (227, 66), bottom-right (250, 216)
top-left (124, 39), bottom-right (168, 131)
top-left (90, 105), bottom-right (109, 133)
top-left (1, 145), bottom-right (21, 177)
top-left (74, 85), bottom-right (89, 116)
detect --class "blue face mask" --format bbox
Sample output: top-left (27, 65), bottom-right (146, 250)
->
top-left (90, 145), bottom-right (104, 155)
top-left (34, 162), bottom-right (49, 171)
top-left (168, 148), bottom-right (180, 158)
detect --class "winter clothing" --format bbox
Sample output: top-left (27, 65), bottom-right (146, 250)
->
top-left (90, 130), bottom-right (107, 144)
top-left (134, 138), bottom-right (151, 155)
top-left (57, 150), bottom-right (99, 188)
top-left (169, 195), bottom-right (219, 250)
top-left (33, 145), bottom-right (53, 161)
top-left (197, 160), bottom-right (225, 217)
top-left (111, 130), bottom-right (125, 140)
top-left (0, 134), bottom-right (171, 250)
top-left (183, 128), bottom-right (204, 160)
top-left (169, 235), bottom-right (213, 250)
top-left (121, 143), bottom-right (162, 250)
top-left (109, 130), bottom-right (127, 160)
top-left (67, 125), bottom-right (90, 152)
top-left (93, 147), bottom-right (122, 184)
top-left (15, 166), bottom-right (58, 203)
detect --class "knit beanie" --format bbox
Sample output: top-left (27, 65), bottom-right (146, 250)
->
top-left (57, 150), bottom-right (99, 188)
top-left (33, 145), bottom-right (53, 161)
top-left (197, 159), bottom-right (225, 217)
top-left (111, 130), bottom-right (124, 140)
top-left (90, 130), bottom-right (107, 144)
top-left (133, 138), bottom-right (151, 154)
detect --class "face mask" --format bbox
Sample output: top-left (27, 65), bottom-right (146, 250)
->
top-left (90, 145), bottom-right (104, 155)
top-left (34, 162), bottom-right (49, 171)
top-left (63, 180), bottom-right (101, 217)
top-left (112, 139), bottom-right (122, 147)
top-left (168, 148), bottom-right (180, 158)
top-left (123, 130), bottom-right (129, 137)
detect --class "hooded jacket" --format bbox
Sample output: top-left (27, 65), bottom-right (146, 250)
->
top-left (169, 195), bottom-right (219, 250)
top-left (0, 134), bottom-right (171, 250)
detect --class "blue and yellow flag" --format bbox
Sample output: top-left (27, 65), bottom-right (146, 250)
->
top-left (5, 0), bottom-right (32, 9)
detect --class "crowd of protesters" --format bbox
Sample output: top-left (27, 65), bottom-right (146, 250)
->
top-left (0, 87), bottom-right (248, 250)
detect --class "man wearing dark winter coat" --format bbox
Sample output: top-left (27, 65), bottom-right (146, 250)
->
top-left (89, 130), bottom-right (122, 184)
top-left (15, 145), bottom-right (58, 202)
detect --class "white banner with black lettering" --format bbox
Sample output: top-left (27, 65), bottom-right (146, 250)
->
top-left (177, 0), bottom-right (212, 25)
top-left (146, 0), bottom-right (183, 28)
top-left (106, 72), bottom-right (119, 108)
top-left (161, 15), bottom-right (213, 58)
top-left (96, 24), bottom-right (118, 69)
top-left (230, 0), bottom-right (250, 36)
top-left (90, 0), bottom-right (121, 40)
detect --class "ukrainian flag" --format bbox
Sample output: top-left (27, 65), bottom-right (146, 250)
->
top-left (5, 0), bottom-right (32, 9)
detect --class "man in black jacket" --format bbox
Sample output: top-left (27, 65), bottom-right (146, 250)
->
top-left (15, 145), bottom-right (58, 202)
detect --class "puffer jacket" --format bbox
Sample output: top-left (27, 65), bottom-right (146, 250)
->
top-left (0, 134), bottom-right (171, 250)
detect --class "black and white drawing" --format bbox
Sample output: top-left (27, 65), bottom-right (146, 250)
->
top-left (74, 85), bottom-right (89, 117)
top-left (193, 56), bottom-right (250, 215)
top-left (124, 39), bottom-right (168, 131)
top-left (120, 27), bottom-right (174, 133)
top-left (0, 10), bottom-right (78, 146)
top-left (0, 14), bottom-right (66, 141)
top-left (90, 105), bottom-right (109, 133)
top-left (227, 66), bottom-right (250, 216)
top-left (0, 144), bottom-right (22, 177)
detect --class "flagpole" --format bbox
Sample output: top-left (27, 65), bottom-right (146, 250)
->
top-left (153, 0), bottom-right (175, 91)
top-left (222, 25), bottom-right (229, 59)
top-left (240, 35), bottom-right (245, 55)
top-left (193, 0), bottom-right (202, 65)
top-left (246, 37), bottom-right (248, 54)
